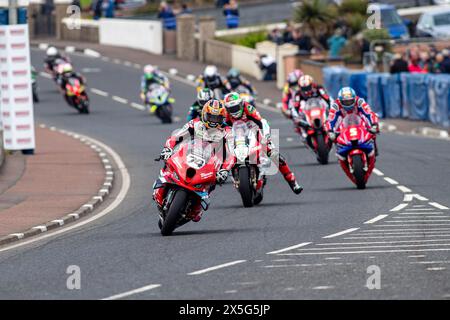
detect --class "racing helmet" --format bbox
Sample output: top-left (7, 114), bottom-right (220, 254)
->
top-left (46, 46), bottom-right (58, 57)
top-left (299, 75), bottom-right (314, 98)
top-left (144, 64), bottom-right (156, 80)
top-left (224, 92), bottom-right (244, 119)
top-left (197, 88), bottom-right (214, 106)
top-left (338, 87), bottom-right (357, 112)
top-left (201, 99), bottom-right (227, 129)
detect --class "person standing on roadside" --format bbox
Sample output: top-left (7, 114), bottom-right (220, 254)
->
top-left (223, 0), bottom-right (239, 29)
top-left (158, 1), bottom-right (177, 30)
top-left (92, 0), bottom-right (103, 20)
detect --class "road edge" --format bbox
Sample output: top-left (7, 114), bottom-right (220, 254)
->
top-left (0, 124), bottom-right (116, 247)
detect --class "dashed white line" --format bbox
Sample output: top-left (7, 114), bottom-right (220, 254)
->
top-left (130, 102), bottom-right (146, 111)
top-left (312, 286), bottom-right (334, 290)
top-left (384, 177), bottom-right (399, 185)
top-left (281, 248), bottom-right (450, 256)
top-left (266, 242), bottom-right (312, 255)
top-left (319, 239), bottom-right (450, 245)
top-left (188, 260), bottom-right (246, 275)
top-left (323, 228), bottom-right (359, 239)
top-left (112, 96), bottom-right (128, 104)
top-left (91, 88), bottom-right (109, 97)
top-left (397, 185), bottom-right (412, 193)
top-left (102, 284), bottom-right (161, 300)
top-left (427, 267), bottom-right (446, 271)
top-left (373, 168), bottom-right (384, 176)
top-left (364, 214), bottom-right (388, 224)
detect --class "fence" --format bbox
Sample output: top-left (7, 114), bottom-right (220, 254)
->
top-left (323, 67), bottom-right (450, 128)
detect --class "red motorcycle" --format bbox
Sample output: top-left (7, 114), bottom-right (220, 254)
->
top-left (153, 138), bottom-right (220, 236)
top-left (301, 98), bottom-right (332, 164)
top-left (65, 77), bottom-right (90, 114)
top-left (335, 114), bottom-right (376, 189)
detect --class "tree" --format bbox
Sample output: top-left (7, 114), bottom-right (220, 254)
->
top-left (293, 0), bottom-right (337, 38)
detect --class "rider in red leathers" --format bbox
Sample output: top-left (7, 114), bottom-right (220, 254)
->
top-left (325, 87), bottom-right (380, 177)
top-left (153, 99), bottom-right (236, 222)
top-left (223, 92), bottom-right (303, 194)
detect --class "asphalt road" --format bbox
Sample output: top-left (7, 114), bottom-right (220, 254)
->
top-left (0, 49), bottom-right (449, 299)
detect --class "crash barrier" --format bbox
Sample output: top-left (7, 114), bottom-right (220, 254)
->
top-left (0, 130), bottom-right (4, 169)
top-left (99, 19), bottom-right (163, 55)
top-left (323, 67), bottom-right (450, 127)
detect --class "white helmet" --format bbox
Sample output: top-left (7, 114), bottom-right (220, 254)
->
top-left (46, 46), bottom-right (58, 57)
top-left (204, 65), bottom-right (218, 79)
top-left (144, 64), bottom-right (156, 74)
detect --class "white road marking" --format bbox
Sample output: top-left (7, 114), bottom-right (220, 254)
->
top-left (91, 88), bottom-right (109, 97)
top-left (225, 290), bottom-right (238, 294)
top-left (345, 234), bottom-right (450, 239)
top-left (410, 260), bottom-right (450, 265)
top-left (393, 216), bottom-right (449, 219)
top-left (357, 231), bottom-right (450, 236)
top-left (384, 220), bottom-right (450, 223)
top-left (397, 185), bottom-right (412, 193)
top-left (130, 102), bottom-right (146, 111)
top-left (297, 243), bottom-right (450, 251)
top-left (312, 286), bottom-right (334, 290)
top-left (404, 194), bottom-right (429, 202)
top-left (379, 224), bottom-right (450, 227)
top-left (408, 255), bottom-right (425, 258)
top-left (123, 61), bottom-right (132, 66)
top-left (112, 96), bottom-right (128, 104)
top-left (318, 239), bottom-right (450, 245)
top-left (384, 177), bottom-right (399, 185)
top-left (324, 257), bottom-right (342, 260)
top-left (102, 284), bottom-right (161, 300)
top-left (281, 248), bottom-right (450, 256)
top-left (429, 202), bottom-right (449, 210)
top-left (364, 214), bottom-right (388, 224)
top-left (405, 208), bottom-right (436, 211)
top-left (188, 260), bottom-right (246, 275)
top-left (83, 48), bottom-right (101, 58)
top-left (390, 203), bottom-right (408, 212)
top-left (266, 242), bottom-right (312, 254)
top-left (373, 168), bottom-right (384, 176)
top-left (0, 132), bottom-right (131, 254)
top-left (323, 228), bottom-right (359, 239)
top-left (427, 267), bottom-right (446, 271)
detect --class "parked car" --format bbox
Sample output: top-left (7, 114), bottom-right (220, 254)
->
top-left (416, 8), bottom-right (450, 38)
top-left (376, 3), bottom-right (410, 39)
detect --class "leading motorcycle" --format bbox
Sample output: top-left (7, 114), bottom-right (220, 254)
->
top-left (153, 138), bottom-right (220, 236)
top-left (65, 76), bottom-right (90, 114)
top-left (335, 114), bottom-right (376, 189)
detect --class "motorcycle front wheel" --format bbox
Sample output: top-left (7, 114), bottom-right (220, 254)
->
top-left (352, 154), bottom-right (366, 189)
top-left (238, 166), bottom-right (254, 208)
top-left (315, 133), bottom-right (329, 165)
top-left (161, 189), bottom-right (189, 236)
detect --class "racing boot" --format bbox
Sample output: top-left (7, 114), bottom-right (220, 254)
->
top-left (279, 156), bottom-right (303, 195)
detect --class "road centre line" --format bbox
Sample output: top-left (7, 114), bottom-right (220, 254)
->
top-left (384, 177), bottom-right (399, 185)
top-left (188, 260), bottom-right (246, 275)
top-left (91, 88), bottom-right (109, 96)
top-left (112, 96), bottom-right (128, 104)
top-left (266, 242), bottom-right (312, 255)
top-left (130, 102), bottom-right (146, 111)
top-left (397, 185), bottom-right (412, 193)
top-left (102, 284), bottom-right (161, 300)
top-left (372, 168), bottom-right (384, 176)
top-left (364, 215), bottom-right (388, 224)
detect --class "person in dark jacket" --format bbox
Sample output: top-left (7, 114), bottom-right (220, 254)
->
top-left (390, 53), bottom-right (409, 74)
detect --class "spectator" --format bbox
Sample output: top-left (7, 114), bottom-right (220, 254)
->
top-left (256, 53), bottom-right (277, 81)
top-left (327, 28), bottom-right (346, 58)
top-left (355, 33), bottom-right (370, 63)
top-left (441, 49), bottom-right (450, 73)
top-left (179, 3), bottom-right (192, 15)
top-left (104, 0), bottom-right (115, 18)
top-left (268, 28), bottom-right (283, 45)
top-left (408, 54), bottom-right (425, 73)
top-left (158, 1), bottom-right (176, 30)
top-left (390, 53), bottom-right (409, 74)
top-left (92, 0), bottom-right (103, 20)
top-left (419, 51), bottom-right (433, 73)
top-left (282, 22), bottom-right (295, 43)
top-left (433, 53), bottom-right (445, 73)
top-left (292, 28), bottom-right (312, 53)
top-left (223, 0), bottom-right (239, 29)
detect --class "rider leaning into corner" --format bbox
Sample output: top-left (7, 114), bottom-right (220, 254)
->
top-left (223, 92), bottom-right (304, 195)
top-left (140, 65), bottom-right (170, 105)
top-left (44, 46), bottom-right (69, 73)
top-left (153, 99), bottom-right (236, 222)
top-left (196, 65), bottom-right (232, 97)
top-left (325, 86), bottom-right (380, 160)
top-left (290, 75), bottom-right (332, 134)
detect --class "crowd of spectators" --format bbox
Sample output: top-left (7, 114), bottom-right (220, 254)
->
top-left (390, 45), bottom-right (450, 74)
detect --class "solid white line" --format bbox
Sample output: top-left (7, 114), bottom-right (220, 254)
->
top-left (390, 203), bottom-right (408, 212)
top-left (364, 214), bottom-right (388, 224)
top-left (130, 102), bottom-right (146, 111)
top-left (312, 286), bottom-right (334, 290)
top-left (385, 220), bottom-right (450, 223)
top-left (266, 242), bottom-right (312, 255)
top-left (427, 267), bottom-right (446, 271)
top-left (397, 185), bottom-right (412, 193)
top-left (112, 96), bottom-right (128, 104)
top-left (393, 216), bottom-right (449, 219)
top-left (405, 208), bottom-right (435, 211)
top-left (398, 212), bottom-right (444, 215)
top-left (280, 248), bottom-right (450, 256)
top-left (408, 255), bottom-right (425, 258)
top-left (379, 224), bottom-right (450, 227)
top-left (356, 231), bottom-right (450, 236)
top-left (91, 88), bottom-right (109, 97)
top-left (372, 168), bottom-right (384, 176)
top-left (318, 239), bottom-right (450, 245)
top-left (361, 228), bottom-right (450, 232)
top-left (384, 177), bottom-right (399, 185)
top-left (188, 260), bottom-right (246, 275)
top-left (297, 243), bottom-right (450, 251)
top-left (429, 202), bottom-right (449, 210)
top-left (0, 132), bottom-right (131, 254)
top-left (344, 234), bottom-right (450, 239)
top-left (102, 284), bottom-right (161, 300)
top-left (323, 228), bottom-right (359, 239)
top-left (410, 260), bottom-right (450, 265)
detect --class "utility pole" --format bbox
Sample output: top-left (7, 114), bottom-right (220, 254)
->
top-left (8, 0), bottom-right (17, 25)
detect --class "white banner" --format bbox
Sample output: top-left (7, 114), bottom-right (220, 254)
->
top-left (0, 24), bottom-right (36, 150)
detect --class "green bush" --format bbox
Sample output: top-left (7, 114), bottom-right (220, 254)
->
top-left (218, 31), bottom-right (268, 49)
top-left (338, 0), bottom-right (368, 16)
top-left (363, 28), bottom-right (391, 42)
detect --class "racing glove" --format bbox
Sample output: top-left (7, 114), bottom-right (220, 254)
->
top-left (328, 131), bottom-right (337, 142)
top-left (216, 169), bottom-right (229, 185)
top-left (160, 147), bottom-right (173, 161)
top-left (369, 124), bottom-right (379, 134)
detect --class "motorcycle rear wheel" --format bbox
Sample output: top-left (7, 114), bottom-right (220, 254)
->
top-left (352, 155), bottom-right (366, 189)
top-left (161, 189), bottom-right (189, 236)
top-left (316, 133), bottom-right (329, 165)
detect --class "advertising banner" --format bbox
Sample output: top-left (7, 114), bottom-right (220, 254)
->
top-left (0, 24), bottom-right (35, 150)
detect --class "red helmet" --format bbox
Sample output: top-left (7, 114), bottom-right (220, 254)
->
top-left (299, 75), bottom-right (314, 98)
